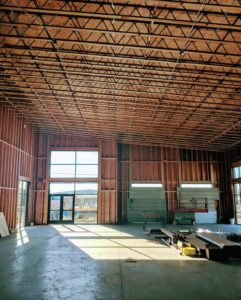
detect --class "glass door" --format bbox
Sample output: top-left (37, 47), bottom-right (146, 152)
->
top-left (17, 180), bottom-right (29, 228)
top-left (62, 195), bottom-right (74, 221)
top-left (49, 194), bottom-right (74, 223)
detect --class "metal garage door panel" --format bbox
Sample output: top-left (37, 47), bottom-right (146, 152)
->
top-left (128, 187), bottom-right (167, 223)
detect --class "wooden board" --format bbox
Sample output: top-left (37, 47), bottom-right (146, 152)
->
top-left (0, 212), bottom-right (9, 237)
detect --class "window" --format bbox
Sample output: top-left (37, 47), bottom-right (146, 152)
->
top-left (49, 151), bottom-right (99, 224)
top-left (51, 151), bottom-right (75, 164)
top-left (49, 183), bottom-right (75, 194)
top-left (76, 165), bottom-right (98, 178)
top-left (75, 183), bottom-right (98, 194)
top-left (232, 165), bottom-right (241, 208)
top-left (75, 183), bottom-right (98, 223)
top-left (76, 151), bottom-right (98, 164)
top-left (233, 166), bottom-right (241, 179)
top-left (49, 182), bottom-right (98, 195)
top-left (50, 151), bottom-right (98, 178)
top-left (49, 182), bottom-right (98, 223)
top-left (233, 183), bottom-right (241, 206)
top-left (180, 183), bottom-right (212, 188)
top-left (131, 183), bottom-right (163, 188)
top-left (50, 165), bottom-right (75, 178)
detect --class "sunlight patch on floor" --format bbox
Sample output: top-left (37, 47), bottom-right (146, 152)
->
top-left (94, 232), bottom-right (133, 237)
top-left (51, 224), bottom-right (134, 237)
top-left (79, 225), bottom-right (133, 235)
top-left (111, 238), bottom-right (165, 248)
top-left (74, 247), bottom-right (152, 260)
top-left (69, 238), bottom-right (121, 248)
top-left (131, 247), bottom-right (201, 260)
top-left (67, 239), bottom-right (203, 260)
top-left (60, 232), bottom-right (98, 237)
top-left (51, 225), bottom-right (72, 232)
top-left (16, 228), bottom-right (29, 247)
top-left (63, 225), bottom-right (89, 232)
top-left (51, 225), bottom-right (204, 261)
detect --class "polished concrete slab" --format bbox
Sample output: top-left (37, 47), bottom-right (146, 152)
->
top-left (0, 224), bottom-right (241, 300)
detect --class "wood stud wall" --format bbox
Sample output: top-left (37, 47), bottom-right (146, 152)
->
top-left (0, 103), bottom-right (35, 228)
top-left (99, 140), bottom-right (118, 224)
top-left (119, 144), bottom-right (230, 221)
top-left (118, 144), bottom-right (130, 222)
top-left (0, 102), bottom-right (235, 227)
top-left (34, 134), bottom-right (118, 224)
top-left (0, 1), bottom-right (240, 226)
top-left (34, 133), bottom-right (48, 224)
top-left (34, 134), bottom-right (100, 224)
top-left (223, 146), bottom-right (241, 220)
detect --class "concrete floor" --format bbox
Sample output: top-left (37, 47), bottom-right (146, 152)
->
top-left (0, 224), bottom-right (241, 300)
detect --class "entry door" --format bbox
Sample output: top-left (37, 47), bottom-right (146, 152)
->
top-left (49, 195), bottom-right (74, 223)
top-left (17, 180), bottom-right (29, 228)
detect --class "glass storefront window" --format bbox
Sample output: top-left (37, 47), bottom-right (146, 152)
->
top-left (50, 151), bottom-right (98, 178)
top-left (49, 183), bottom-right (75, 194)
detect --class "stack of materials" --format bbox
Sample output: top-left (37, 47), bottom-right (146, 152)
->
top-left (158, 228), bottom-right (241, 260)
top-left (196, 232), bottom-right (241, 259)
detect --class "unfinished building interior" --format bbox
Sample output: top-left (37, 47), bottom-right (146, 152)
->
top-left (0, 1), bottom-right (241, 299)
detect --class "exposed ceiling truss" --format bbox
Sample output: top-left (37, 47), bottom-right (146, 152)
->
top-left (0, 0), bottom-right (241, 151)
